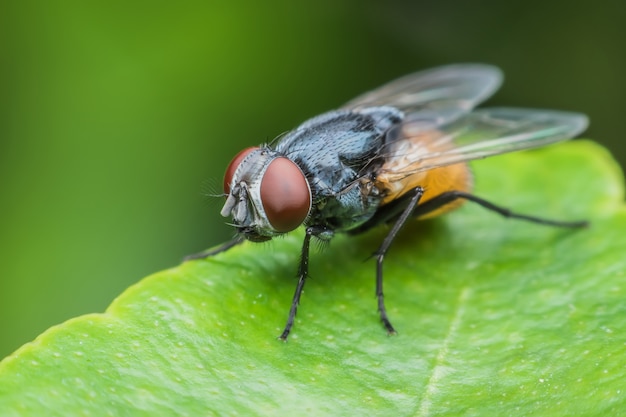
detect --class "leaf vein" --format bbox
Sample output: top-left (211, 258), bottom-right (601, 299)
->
top-left (417, 286), bottom-right (471, 416)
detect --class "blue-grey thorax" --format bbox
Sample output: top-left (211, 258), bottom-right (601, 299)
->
top-left (275, 106), bottom-right (403, 232)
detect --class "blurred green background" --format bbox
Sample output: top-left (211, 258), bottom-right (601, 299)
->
top-left (1, 1), bottom-right (624, 359)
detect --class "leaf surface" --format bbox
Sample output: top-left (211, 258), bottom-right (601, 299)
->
top-left (1, 141), bottom-right (624, 416)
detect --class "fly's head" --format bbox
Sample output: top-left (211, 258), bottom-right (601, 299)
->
top-left (221, 147), bottom-right (312, 242)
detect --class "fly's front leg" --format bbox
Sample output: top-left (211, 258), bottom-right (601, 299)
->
top-left (184, 235), bottom-right (245, 261)
top-left (279, 226), bottom-right (329, 341)
top-left (375, 186), bottom-right (424, 335)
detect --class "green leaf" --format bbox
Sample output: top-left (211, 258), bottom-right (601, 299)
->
top-left (1, 140), bottom-right (624, 416)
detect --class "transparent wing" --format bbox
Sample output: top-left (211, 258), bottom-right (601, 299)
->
top-left (343, 64), bottom-right (503, 124)
top-left (382, 107), bottom-right (589, 175)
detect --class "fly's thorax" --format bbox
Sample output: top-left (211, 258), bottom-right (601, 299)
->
top-left (221, 147), bottom-right (312, 240)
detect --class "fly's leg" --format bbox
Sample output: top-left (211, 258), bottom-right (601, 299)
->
top-left (184, 235), bottom-right (245, 261)
top-left (375, 186), bottom-right (425, 335)
top-left (353, 187), bottom-right (584, 335)
top-left (412, 191), bottom-right (588, 228)
top-left (279, 226), bottom-right (324, 341)
top-left (350, 189), bottom-right (587, 236)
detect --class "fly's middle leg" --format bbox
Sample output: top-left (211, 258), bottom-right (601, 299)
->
top-left (374, 186), bottom-right (425, 335)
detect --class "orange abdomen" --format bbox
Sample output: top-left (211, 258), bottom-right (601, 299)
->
top-left (410, 163), bottom-right (473, 219)
top-left (374, 129), bottom-right (474, 219)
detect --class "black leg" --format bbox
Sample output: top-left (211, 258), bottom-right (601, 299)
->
top-left (374, 186), bottom-right (425, 335)
top-left (279, 227), bottom-right (319, 341)
top-left (183, 235), bottom-right (245, 261)
top-left (412, 191), bottom-right (588, 228)
top-left (351, 189), bottom-right (588, 235)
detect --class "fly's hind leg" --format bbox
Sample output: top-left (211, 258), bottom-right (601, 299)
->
top-left (374, 186), bottom-right (425, 335)
top-left (368, 186), bottom-right (585, 336)
top-left (412, 191), bottom-right (588, 228)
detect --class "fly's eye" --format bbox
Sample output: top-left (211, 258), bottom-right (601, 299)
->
top-left (223, 147), bottom-right (259, 194)
top-left (260, 157), bottom-right (311, 233)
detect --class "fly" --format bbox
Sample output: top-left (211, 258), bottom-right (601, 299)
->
top-left (186, 64), bottom-right (588, 340)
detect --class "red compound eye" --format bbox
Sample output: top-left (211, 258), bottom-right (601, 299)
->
top-left (260, 157), bottom-right (311, 232)
top-left (223, 147), bottom-right (259, 194)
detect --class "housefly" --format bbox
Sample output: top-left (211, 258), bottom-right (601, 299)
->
top-left (186, 64), bottom-right (588, 340)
